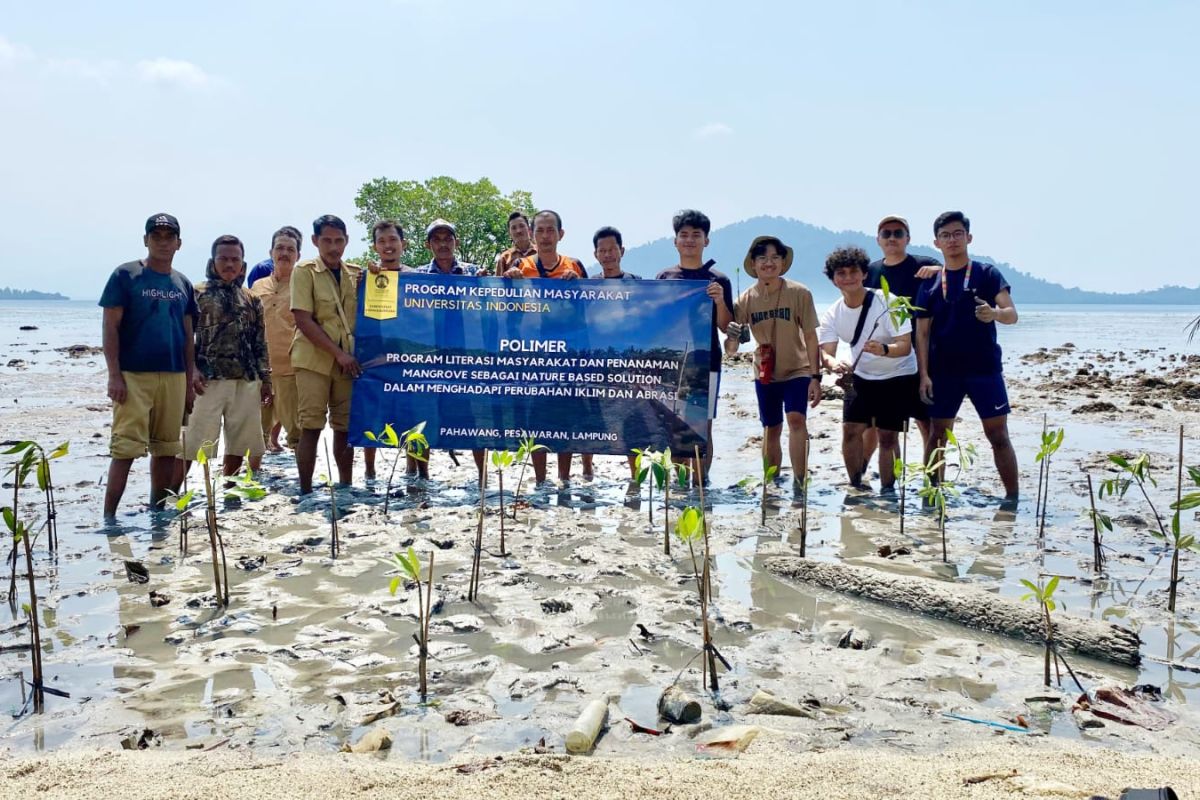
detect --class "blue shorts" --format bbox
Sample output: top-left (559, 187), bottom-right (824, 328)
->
top-left (755, 377), bottom-right (810, 428)
top-left (928, 372), bottom-right (1010, 421)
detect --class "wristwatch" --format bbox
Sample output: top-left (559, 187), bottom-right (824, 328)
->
top-left (882, 343), bottom-right (891, 356)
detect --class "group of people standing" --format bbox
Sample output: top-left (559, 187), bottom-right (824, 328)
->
top-left (98, 207), bottom-right (1018, 521)
top-left (736, 212), bottom-right (1020, 504)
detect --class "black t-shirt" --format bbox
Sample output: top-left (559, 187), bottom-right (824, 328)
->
top-left (655, 262), bottom-right (734, 372)
top-left (865, 254), bottom-right (941, 300)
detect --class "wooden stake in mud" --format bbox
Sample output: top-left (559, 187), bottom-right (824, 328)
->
top-left (899, 420), bottom-right (908, 538)
top-left (1170, 424), bottom-right (1184, 613)
top-left (200, 454), bottom-right (226, 606)
top-left (418, 550), bottom-right (435, 700)
top-left (1035, 414), bottom-right (1048, 542)
top-left (694, 445), bottom-right (719, 693)
top-left (1086, 473), bottom-right (1104, 574)
top-left (663, 455), bottom-right (673, 556)
top-left (469, 453), bottom-right (487, 602)
top-left (324, 441), bottom-right (340, 559)
top-left (19, 520), bottom-right (44, 713)
top-left (799, 439), bottom-right (810, 558)
top-left (498, 462), bottom-right (508, 558)
top-left (179, 473), bottom-right (189, 556)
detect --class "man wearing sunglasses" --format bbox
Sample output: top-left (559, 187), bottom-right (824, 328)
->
top-left (856, 216), bottom-right (942, 473)
top-left (914, 211), bottom-right (1019, 502)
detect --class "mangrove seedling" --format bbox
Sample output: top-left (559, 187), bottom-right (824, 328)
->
top-left (3, 443), bottom-right (38, 602)
top-left (760, 456), bottom-right (778, 526)
top-left (1083, 474), bottom-right (1111, 574)
top-left (2, 440), bottom-right (68, 553)
top-left (675, 505), bottom-right (722, 693)
top-left (173, 478), bottom-right (195, 556)
top-left (659, 450), bottom-right (689, 555)
top-left (1020, 576), bottom-right (1061, 687)
top-left (879, 276), bottom-right (923, 330)
top-left (1034, 420), bottom-right (1065, 540)
top-left (1, 503), bottom-right (44, 713)
top-left (388, 546), bottom-right (435, 701)
top-left (490, 448), bottom-right (515, 556)
top-left (1167, 426), bottom-right (1200, 613)
top-left (364, 422), bottom-right (428, 515)
top-left (195, 447), bottom-right (230, 606)
top-left (737, 455), bottom-right (778, 527)
top-left (509, 436), bottom-right (548, 519)
top-left (632, 447), bottom-right (667, 527)
top-left (899, 430), bottom-right (975, 562)
top-left (1099, 453), bottom-right (1168, 535)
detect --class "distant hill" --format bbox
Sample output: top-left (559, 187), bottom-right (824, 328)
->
top-left (616, 216), bottom-right (1200, 304)
top-left (0, 287), bottom-right (69, 301)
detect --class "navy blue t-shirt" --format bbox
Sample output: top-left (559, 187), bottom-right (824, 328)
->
top-left (865, 254), bottom-right (941, 300)
top-left (247, 258), bottom-right (274, 287)
top-left (98, 260), bottom-right (198, 373)
top-left (914, 261), bottom-right (1010, 377)
top-left (655, 263), bottom-right (734, 373)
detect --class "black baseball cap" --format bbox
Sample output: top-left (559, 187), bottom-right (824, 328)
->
top-left (145, 213), bottom-right (181, 235)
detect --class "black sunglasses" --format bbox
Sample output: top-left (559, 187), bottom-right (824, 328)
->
top-left (879, 229), bottom-right (908, 240)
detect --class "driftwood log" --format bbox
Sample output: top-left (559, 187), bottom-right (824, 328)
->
top-left (764, 557), bottom-right (1141, 667)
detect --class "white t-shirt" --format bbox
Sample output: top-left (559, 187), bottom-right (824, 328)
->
top-left (817, 289), bottom-right (917, 380)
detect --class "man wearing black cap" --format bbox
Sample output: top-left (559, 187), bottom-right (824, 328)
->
top-left (99, 214), bottom-right (198, 520)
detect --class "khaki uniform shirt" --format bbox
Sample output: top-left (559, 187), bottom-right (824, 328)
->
top-left (251, 274), bottom-right (296, 377)
top-left (289, 257), bottom-right (361, 376)
top-left (733, 279), bottom-right (820, 383)
top-left (492, 244), bottom-right (536, 276)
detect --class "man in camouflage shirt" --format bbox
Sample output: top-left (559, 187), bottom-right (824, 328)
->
top-left (176, 234), bottom-right (271, 483)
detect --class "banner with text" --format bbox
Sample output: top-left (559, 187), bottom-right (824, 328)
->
top-left (348, 273), bottom-right (713, 455)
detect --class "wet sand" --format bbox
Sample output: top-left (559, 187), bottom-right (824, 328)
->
top-left (2, 309), bottom-right (1200, 790)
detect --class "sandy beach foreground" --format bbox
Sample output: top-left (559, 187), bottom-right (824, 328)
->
top-left (3, 739), bottom-right (1198, 800)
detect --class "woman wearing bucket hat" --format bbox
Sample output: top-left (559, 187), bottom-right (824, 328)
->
top-left (725, 236), bottom-right (822, 489)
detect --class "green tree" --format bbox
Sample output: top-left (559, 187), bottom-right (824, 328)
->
top-left (354, 176), bottom-right (536, 269)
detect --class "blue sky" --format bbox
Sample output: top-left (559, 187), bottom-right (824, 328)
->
top-left (1, 1), bottom-right (1196, 298)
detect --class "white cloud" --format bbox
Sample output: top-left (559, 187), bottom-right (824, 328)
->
top-left (0, 34), bottom-right (34, 64)
top-left (136, 58), bottom-right (212, 90)
top-left (693, 122), bottom-right (733, 140)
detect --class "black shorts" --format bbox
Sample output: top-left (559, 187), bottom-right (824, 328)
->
top-left (843, 372), bottom-right (927, 431)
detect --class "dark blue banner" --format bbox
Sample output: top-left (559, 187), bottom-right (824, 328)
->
top-left (348, 274), bottom-right (712, 455)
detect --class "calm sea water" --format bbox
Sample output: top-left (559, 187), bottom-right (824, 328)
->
top-left (4, 300), bottom-right (1199, 361)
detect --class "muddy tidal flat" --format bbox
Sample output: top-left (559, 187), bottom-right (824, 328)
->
top-left (1, 302), bottom-right (1199, 798)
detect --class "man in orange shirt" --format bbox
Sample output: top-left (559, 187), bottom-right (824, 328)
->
top-left (492, 211), bottom-right (536, 277)
top-left (503, 210), bottom-right (591, 482)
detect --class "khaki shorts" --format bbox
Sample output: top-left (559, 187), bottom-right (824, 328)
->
top-left (180, 379), bottom-right (266, 461)
top-left (295, 367), bottom-right (352, 432)
top-left (272, 373), bottom-right (300, 446)
top-left (110, 371), bottom-right (187, 459)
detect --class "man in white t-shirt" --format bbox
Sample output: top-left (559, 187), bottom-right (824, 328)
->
top-left (817, 246), bottom-right (921, 490)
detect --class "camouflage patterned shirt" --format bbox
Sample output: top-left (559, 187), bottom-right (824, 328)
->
top-left (194, 259), bottom-right (270, 385)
